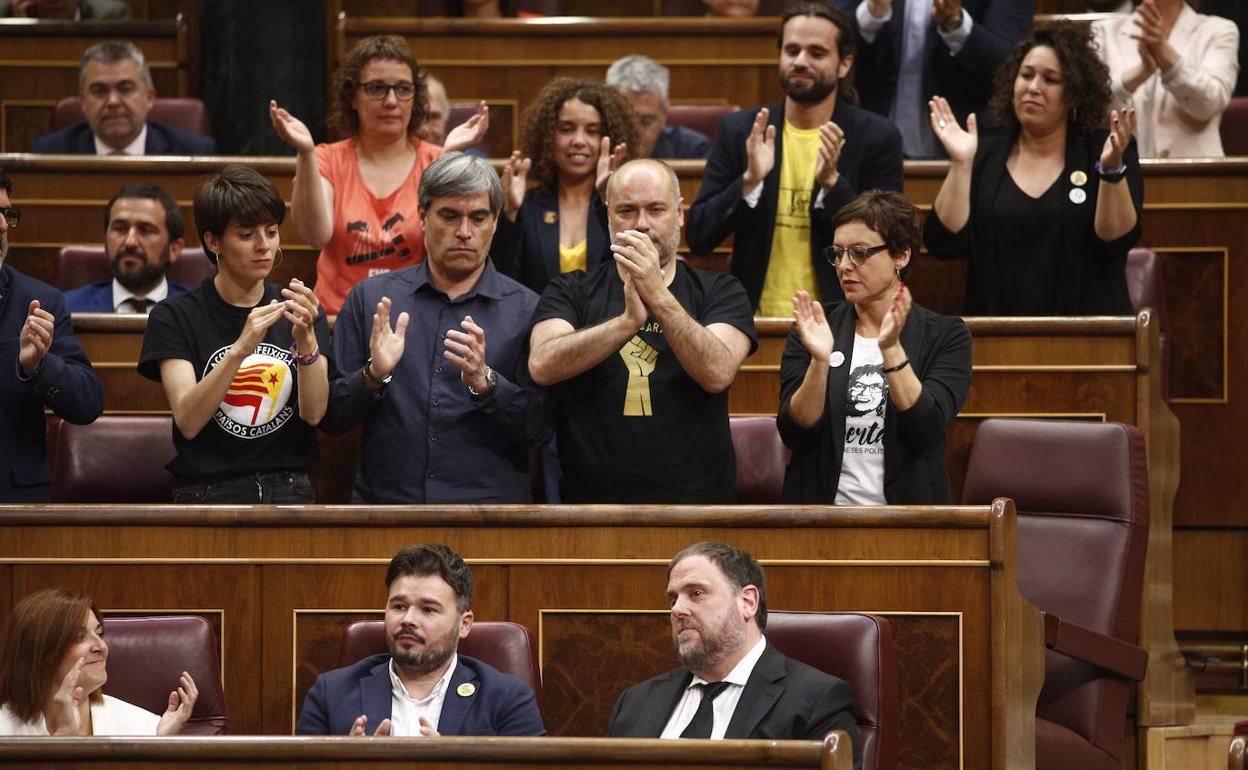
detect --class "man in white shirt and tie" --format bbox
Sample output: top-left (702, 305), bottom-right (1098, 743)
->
top-left (607, 541), bottom-right (861, 770)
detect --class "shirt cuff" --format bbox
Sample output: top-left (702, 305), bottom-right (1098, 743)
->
top-left (856, 1), bottom-right (890, 44)
top-left (742, 180), bottom-right (764, 208)
top-left (937, 8), bottom-right (973, 55)
top-left (813, 187), bottom-right (828, 209)
top-left (15, 357), bottom-right (40, 383)
top-left (1159, 53), bottom-right (1187, 86)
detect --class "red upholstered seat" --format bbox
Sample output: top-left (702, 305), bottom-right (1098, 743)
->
top-left (962, 419), bottom-right (1150, 770)
top-left (101, 615), bottom-right (228, 735)
top-left (1221, 97), bottom-right (1248, 156)
top-left (1125, 248), bottom-right (1169, 399)
top-left (730, 415), bottom-right (789, 503)
top-left (48, 415), bottom-right (176, 503)
top-left (338, 620), bottom-right (543, 710)
top-left (665, 104), bottom-right (740, 144)
top-left (55, 245), bottom-right (216, 293)
top-left (766, 611), bottom-right (898, 770)
top-left (51, 97), bottom-right (213, 139)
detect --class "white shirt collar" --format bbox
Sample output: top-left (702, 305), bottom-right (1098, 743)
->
top-left (95, 124), bottom-right (147, 156)
top-left (112, 276), bottom-right (169, 313)
top-left (688, 635), bottom-right (768, 689)
top-left (388, 653), bottom-right (458, 703)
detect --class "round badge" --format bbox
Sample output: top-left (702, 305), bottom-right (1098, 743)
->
top-left (1069, 170), bottom-right (1088, 187)
top-left (456, 683), bottom-right (476, 697)
top-left (829, 351), bottom-right (845, 368)
top-left (1068, 188), bottom-right (1087, 205)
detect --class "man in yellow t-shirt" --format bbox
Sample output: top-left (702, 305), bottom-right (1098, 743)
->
top-left (686, 3), bottom-right (904, 316)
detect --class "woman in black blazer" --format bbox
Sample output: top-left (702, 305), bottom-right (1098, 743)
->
top-left (492, 78), bottom-right (637, 294)
top-left (778, 191), bottom-right (972, 505)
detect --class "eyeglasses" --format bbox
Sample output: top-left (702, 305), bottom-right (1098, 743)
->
top-left (824, 243), bottom-right (889, 267)
top-left (0, 207), bottom-right (20, 229)
top-left (357, 80), bottom-right (417, 101)
top-left (850, 382), bottom-right (885, 393)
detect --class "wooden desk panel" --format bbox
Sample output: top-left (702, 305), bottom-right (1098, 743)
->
top-left (0, 504), bottom-right (1043, 770)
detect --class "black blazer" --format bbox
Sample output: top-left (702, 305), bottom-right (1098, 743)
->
top-left (30, 120), bottom-right (217, 155)
top-left (923, 128), bottom-right (1143, 315)
top-left (777, 301), bottom-right (971, 505)
top-left (491, 186), bottom-right (609, 295)
top-left (685, 99), bottom-right (903, 310)
top-left (607, 642), bottom-right (861, 770)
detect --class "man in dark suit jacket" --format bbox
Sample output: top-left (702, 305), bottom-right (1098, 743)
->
top-left (686, 4), bottom-right (903, 316)
top-left (608, 542), bottom-right (861, 770)
top-left (297, 545), bottom-right (545, 737)
top-left (65, 183), bottom-right (190, 313)
top-left (30, 40), bottom-right (216, 156)
top-left (830, 0), bottom-right (1034, 158)
top-left (0, 168), bottom-right (104, 502)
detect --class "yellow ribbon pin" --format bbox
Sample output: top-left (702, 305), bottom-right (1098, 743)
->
top-left (543, 211), bottom-right (558, 224)
top-left (457, 683), bottom-right (476, 697)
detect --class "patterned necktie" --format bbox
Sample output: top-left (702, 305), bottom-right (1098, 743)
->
top-left (679, 681), bottom-right (731, 739)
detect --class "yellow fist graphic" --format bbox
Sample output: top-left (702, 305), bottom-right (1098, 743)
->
top-left (619, 335), bottom-right (658, 416)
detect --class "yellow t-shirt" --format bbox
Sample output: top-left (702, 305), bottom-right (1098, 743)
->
top-left (757, 120), bottom-right (822, 317)
top-left (559, 240), bottom-right (588, 273)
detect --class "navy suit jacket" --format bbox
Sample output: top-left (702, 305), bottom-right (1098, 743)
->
top-left (30, 120), bottom-right (217, 155)
top-left (686, 99), bottom-right (903, 310)
top-left (831, 0), bottom-right (1034, 130)
top-left (63, 279), bottom-right (189, 313)
top-left (295, 653), bottom-right (546, 736)
top-left (491, 186), bottom-right (609, 295)
top-left (0, 266), bottom-right (104, 502)
top-left (607, 642), bottom-right (862, 770)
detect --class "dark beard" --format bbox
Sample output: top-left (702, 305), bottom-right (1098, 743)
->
top-left (109, 248), bottom-right (169, 294)
top-left (780, 72), bottom-right (837, 105)
top-left (392, 642), bottom-right (455, 675)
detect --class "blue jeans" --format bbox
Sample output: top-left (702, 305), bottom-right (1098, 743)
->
top-left (172, 470), bottom-right (315, 504)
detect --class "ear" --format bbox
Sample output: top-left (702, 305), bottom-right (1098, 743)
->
top-left (675, 196), bottom-right (685, 230)
top-left (202, 232), bottom-right (221, 257)
top-left (838, 53), bottom-right (855, 81)
top-left (893, 246), bottom-right (912, 273)
top-left (458, 609), bottom-right (474, 640)
top-left (168, 238), bottom-right (185, 263)
top-left (738, 584), bottom-right (760, 623)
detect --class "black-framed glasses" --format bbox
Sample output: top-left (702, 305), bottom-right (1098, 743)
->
top-left (824, 243), bottom-right (888, 267)
top-left (0, 207), bottom-right (19, 229)
top-left (357, 80), bottom-right (417, 101)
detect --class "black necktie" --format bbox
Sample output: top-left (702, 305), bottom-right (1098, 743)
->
top-left (126, 298), bottom-right (155, 314)
top-left (679, 681), bottom-right (731, 739)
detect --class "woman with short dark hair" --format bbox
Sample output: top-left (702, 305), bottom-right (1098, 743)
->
top-left (779, 190), bottom-right (972, 504)
top-left (138, 165), bottom-right (329, 503)
top-left (0, 589), bottom-right (197, 735)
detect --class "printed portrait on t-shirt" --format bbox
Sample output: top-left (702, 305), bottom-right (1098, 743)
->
top-left (204, 343), bottom-right (296, 439)
top-left (846, 364), bottom-right (887, 417)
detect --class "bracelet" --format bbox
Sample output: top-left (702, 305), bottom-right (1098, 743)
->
top-left (1095, 160), bottom-right (1127, 183)
top-left (362, 357), bottom-right (392, 388)
top-left (881, 359), bottom-right (910, 374)
top-left (290, 342), bottom-right (320, 367)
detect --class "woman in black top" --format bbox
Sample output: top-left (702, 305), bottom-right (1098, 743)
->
top-left (138, 166), bottom-right (330, 503)
top-left (924, 20), bottom-right (1144, 316)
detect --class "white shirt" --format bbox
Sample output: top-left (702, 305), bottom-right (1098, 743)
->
top-left (659, 636), bottom-right (767, 740)
top-left (387, 654), bottom-right (457, 737)
top-left (112, 277), bottom-right (170, 313)
top-left (94, 124), bottom-right (148, 157)
top-left (835, 334), bottom-right (887, 505)
top-left (0, 694), bottom-right (160, 735)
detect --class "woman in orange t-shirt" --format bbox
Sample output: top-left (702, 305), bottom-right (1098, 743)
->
top-left (270, 35), bottom-right (487, 315)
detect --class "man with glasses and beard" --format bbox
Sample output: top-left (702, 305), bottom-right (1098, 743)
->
top-left (65, 183), bottom-right (188, 313)
top-left (686, 2), bottom-right (903, 318)
top-left (529, 159), bottom-right (756, 504)
top-left (296, 544), bottom-right (544, 737)
top-left (608, 542), bottom-right (861, 769)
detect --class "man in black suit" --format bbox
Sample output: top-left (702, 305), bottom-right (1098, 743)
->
top-left (686, 2), bottom-right (903, 317)
top-left (607, 542), bottom-right (860, 770)
top-left (31, 40), bottom-right (215, 155)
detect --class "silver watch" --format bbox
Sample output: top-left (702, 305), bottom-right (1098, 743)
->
top-left (468, 367), bottom-right (497, 401)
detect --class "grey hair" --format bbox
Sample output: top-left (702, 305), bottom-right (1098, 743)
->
top-left (605, 54), bottom-right (669, 106)
top-left (418, 151), bottom-right (503, 216)
top-left (79, 40), bottom-right (154, 91)
top-left (606, 158), bottom-right (681, 205)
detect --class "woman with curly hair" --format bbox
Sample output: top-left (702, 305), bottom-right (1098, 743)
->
top-left (923, 20), bottom-right (1143, 316)
top-left (268, 35), bottom-right (488, 314)
top-left (494, 78), bottom-right (638, 294)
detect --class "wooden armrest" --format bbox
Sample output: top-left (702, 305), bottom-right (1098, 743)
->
top-left (1229, 735), bottom-right (1246, 770)
top-left (1042, 612), bottom-right (1147, 681)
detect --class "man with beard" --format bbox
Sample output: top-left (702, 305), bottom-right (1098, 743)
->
top-left (608, 542), bottom-right (861, 768)
top-left (0, 167), bottom-right (104, 502)
top-left (686, 3), bottom-right (903, 318)
top-left (64, 183), bottom-right (188, 313)
top-left (296, 544), bottom-right (544, 736)
top-left (529, 159), bottom-right (756, 503)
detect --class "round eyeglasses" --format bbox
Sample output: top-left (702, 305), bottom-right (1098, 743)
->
top-left (0, 207), bottom-right (20, 229)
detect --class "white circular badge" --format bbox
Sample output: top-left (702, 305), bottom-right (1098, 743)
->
top-left (1069, 188), bottom-right (1087, 205)
top-left (829, 351), bottom-right (845, 368)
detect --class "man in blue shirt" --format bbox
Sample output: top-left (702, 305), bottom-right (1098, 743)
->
top-left (323, 152), bottom-right (550, 503)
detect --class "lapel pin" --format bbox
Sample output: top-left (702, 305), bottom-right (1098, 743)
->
top-left (829, 351), bottom-right (845, 368)
top-left (1068, 188), bottom-right (1087, 205)
top-left (543, 211), bottom-right (557, 224)
top-left (1069, 170), bottom-right (1088, 187)
top-left (456, 683), bottom-right (476, 697)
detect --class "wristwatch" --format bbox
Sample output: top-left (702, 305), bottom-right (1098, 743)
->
top-left (363, 357), bottom-right (392, 389)
top-left (468, 367), bottom-right (497, 402)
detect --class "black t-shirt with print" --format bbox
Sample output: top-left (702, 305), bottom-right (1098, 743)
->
top-left (138, 279), bottom-right (330, 482)
top-left (534, 261), bottom-right (757, 503)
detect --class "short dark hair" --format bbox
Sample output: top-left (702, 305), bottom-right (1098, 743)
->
top-left (0, 167), bottom-right (11, 195)
top-left (830, 189), bottom-right (922, 267)
top-left (104, 183), bottom-right (184, 242)
top-left (989, 19), bottom-right (1111, 137)
top-left (192, 165), bottom-right (286, 261)
top-left (669, 541), bottom-right (768, 630)
top-left (385, 544), bottom-right (473, 614)
top-left (329, 35), bottom-right (426, 142)
top-left (0, 589), bottom-right (105, 724)
top-left (777, 3), bottom-right (858, 104)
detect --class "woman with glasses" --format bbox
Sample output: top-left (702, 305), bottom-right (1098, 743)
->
top-left (269, 35), bottom-right (487, 315)
top-left (777, 190), bottom-right (972, 505)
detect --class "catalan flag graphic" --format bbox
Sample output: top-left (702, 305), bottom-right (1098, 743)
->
top-left (223, 360), bottom-right (289, 425)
